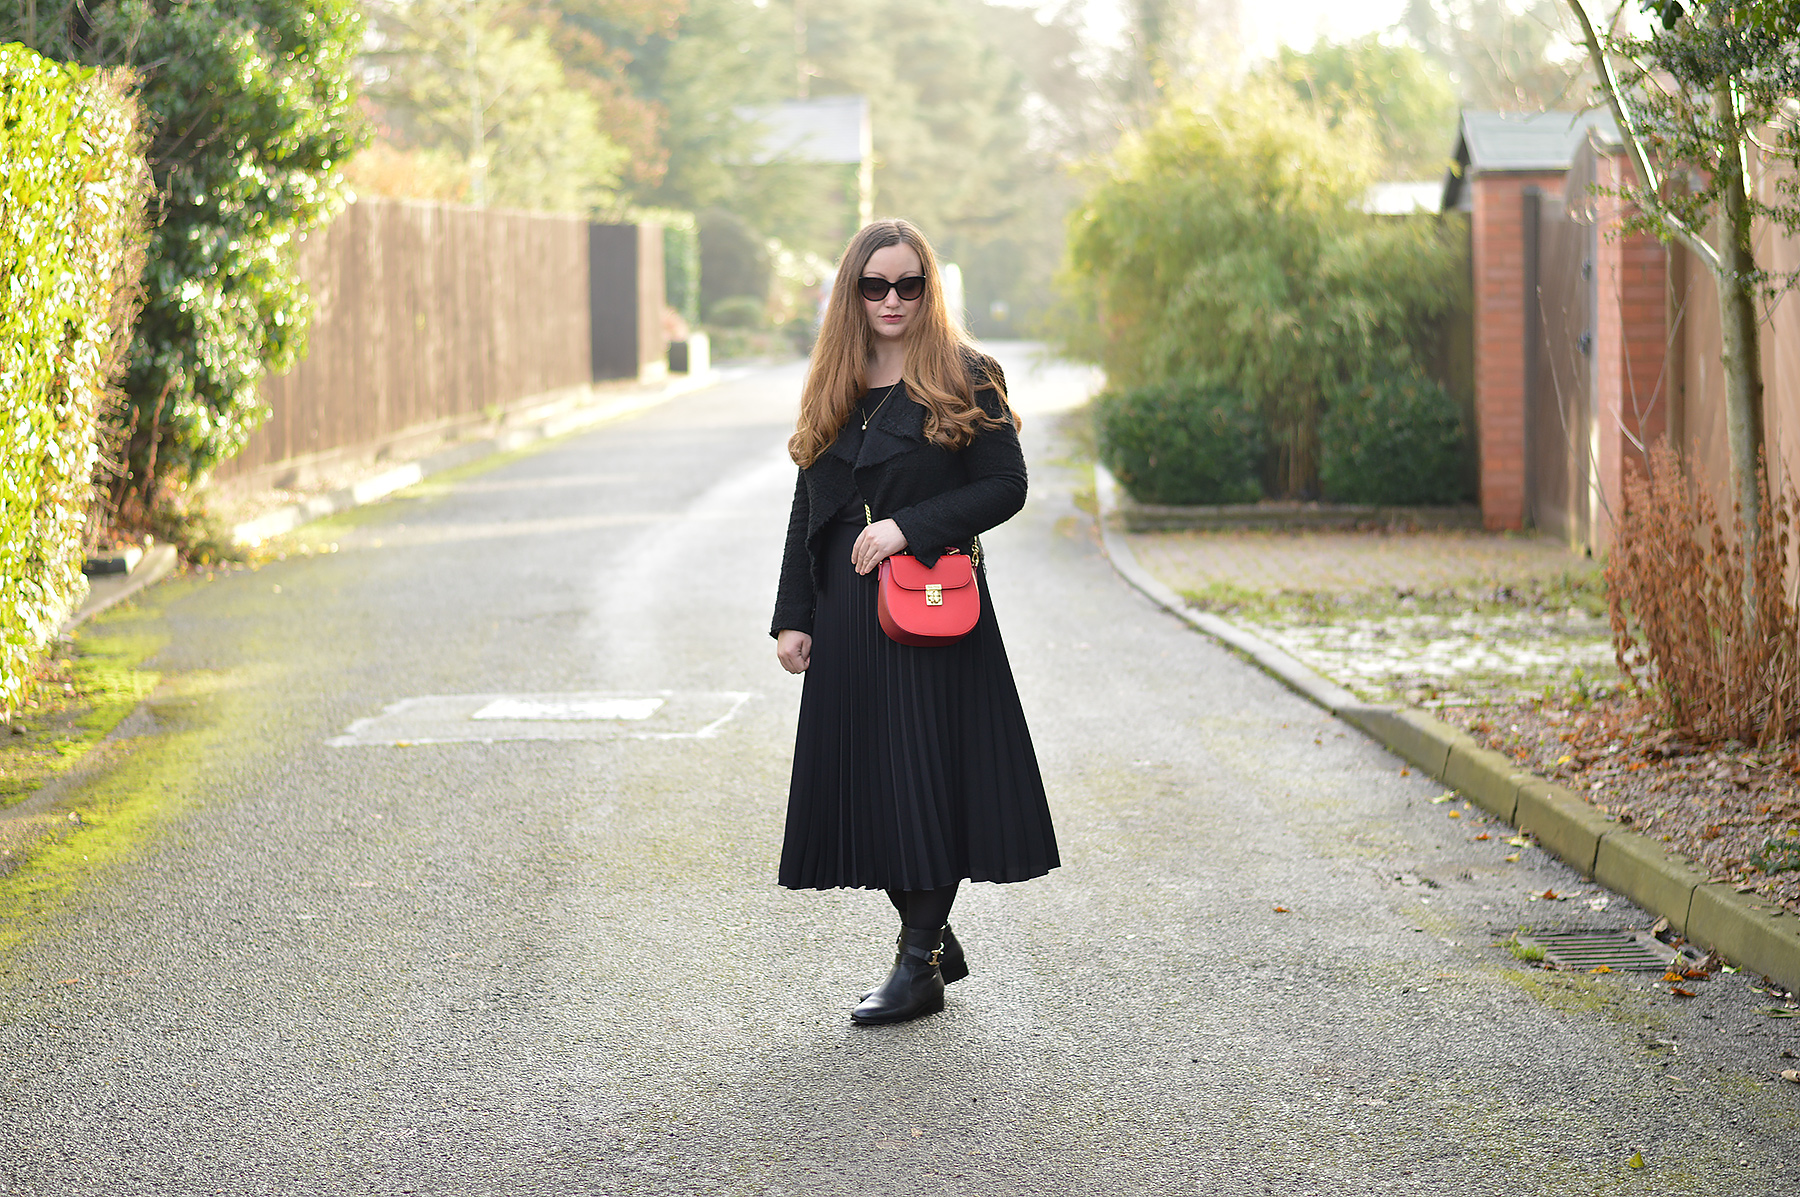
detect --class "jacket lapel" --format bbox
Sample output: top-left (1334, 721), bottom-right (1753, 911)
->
top-left (856, 387), bottom-right (925, 470)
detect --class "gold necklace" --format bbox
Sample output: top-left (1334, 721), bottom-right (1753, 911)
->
top-left (861, 381), bottom-right (901, 430)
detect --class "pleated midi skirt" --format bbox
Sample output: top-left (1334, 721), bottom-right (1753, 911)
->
top-left (780, 518), bottom-right (1060, 891)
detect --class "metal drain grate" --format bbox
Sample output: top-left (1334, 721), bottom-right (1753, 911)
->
top-left (1515, 929), bottom-right (1683, 972)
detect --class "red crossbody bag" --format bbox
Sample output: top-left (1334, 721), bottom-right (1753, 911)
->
top-left (865, 505), bottom-right (981, 646)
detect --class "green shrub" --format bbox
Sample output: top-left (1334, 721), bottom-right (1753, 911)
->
top-left (1318, 371), bottom-right (1467, 505)
top-left (0, 47), bottom-right (150, 718)
top-left (706, 295), bottom-right (767, 329)
top-left (662, 215), bottom-right (701, 328)
top-left (1056, 86), bottom-right (1467, 498)
top-left (8, 0), bottom-right (366, 519)
top-left (1097, 382), bottom-right (1264, 505)
top-left (699, 207), bottom-right (769, 312)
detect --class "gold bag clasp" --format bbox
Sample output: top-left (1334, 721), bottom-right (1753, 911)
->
top-left (925, 584), bottom-right (943, 606)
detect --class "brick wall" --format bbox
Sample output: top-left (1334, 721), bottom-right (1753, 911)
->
top-left (1587, 154), bottom-right (1670, 552)
top-left (1472, 171), bottom-right (1566, 530)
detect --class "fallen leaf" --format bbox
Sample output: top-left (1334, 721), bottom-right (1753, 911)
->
top-left (1507, 835), bottom-right (1532, 847)
top-left (1764, 1007), bottom-right (1800, 1019)
top-left (1504, 853), bottom-right (1521, 862)
top-left (1447, 810), bottom-right (1461, 819)
top-left (1474, 832), bottom-right (1491, 840)
top-left (394, 741), bottom-right (413, 748)
top-left (1431, 793), bottom-right (1454, 805)
top-left (1626, 1150), bottom-right (1646, 1170)
top-left (1273, 906), bottom-right (1290, 913)
top-left (1682, 968), bottom-right (1708, 980)
top-left (57, 978), bottom-right (80, 986)
top-left (911, 1128), bottom-right (923, 1138)
top-left (1670, 987), bottom-right (1697, 998)
top-left (1780, 1070), bottom-right (1800, 1084)
top-left (1400, 767), bottom-right (1411, 777)
top-left (1541, 889), bottom-right (1559, 900)
top-left (1663, 971), bottom-right (1686, 983)
top-left (1590, 965), bottom-right (1613, 974)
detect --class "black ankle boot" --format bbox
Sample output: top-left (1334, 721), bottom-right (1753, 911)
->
top-left (862, 923), bottom-right (968, 999)
top-left (938, 923), bottom-right (969, 985)
top-left (852, 925), bottom-right (946, 1025)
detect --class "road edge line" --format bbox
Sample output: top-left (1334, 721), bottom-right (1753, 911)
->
top-left (1092, 463), bottom-right (1800, 992)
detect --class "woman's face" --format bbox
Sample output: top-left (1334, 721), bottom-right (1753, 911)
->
top-left (860, 243), bottom-right (926, 344)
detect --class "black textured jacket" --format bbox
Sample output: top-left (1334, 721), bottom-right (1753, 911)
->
top-left (771, 356), bottom-right (1026, 637)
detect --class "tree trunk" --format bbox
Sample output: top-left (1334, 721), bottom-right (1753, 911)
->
top-left (1714, 73), bottom-right (1765, 542)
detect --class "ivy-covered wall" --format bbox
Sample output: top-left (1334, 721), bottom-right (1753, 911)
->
top-left (0, 45), bottom-right (149, 717)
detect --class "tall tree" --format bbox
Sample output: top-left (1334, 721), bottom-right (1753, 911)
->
top-left (521, 0), bottom-right (686, 191)
top-left (633, 0), bottom-right (1069, 329)
top-left (1119, 0), bottom-right (1241, 123)
top-left (1404, 0), bottom-right (1587, 109)
top-left (1564, 0), bottom-right (1800, 541)
top-left (1269, 36), bottom-right (1460, 179)
top-left (363, 0), bottom-right (627, 211)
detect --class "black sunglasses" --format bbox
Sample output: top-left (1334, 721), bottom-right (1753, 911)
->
top-left (858, 274), bottom-right (926, 302)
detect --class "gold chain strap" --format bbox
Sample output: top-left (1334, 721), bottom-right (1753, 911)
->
top-left (865, 503), bottom-right (981, 568)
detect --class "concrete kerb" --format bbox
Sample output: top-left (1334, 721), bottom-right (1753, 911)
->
top-left (62, 543), bottom-right (180, 635)
top-left (1091, 463), bottom-right (1800, 992)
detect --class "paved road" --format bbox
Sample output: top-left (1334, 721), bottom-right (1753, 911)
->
top-left (2, 347), bottom-right (1797, 1195)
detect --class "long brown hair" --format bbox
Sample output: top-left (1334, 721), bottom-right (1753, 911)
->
top-left (789, 219), bottom-right (1015, 469)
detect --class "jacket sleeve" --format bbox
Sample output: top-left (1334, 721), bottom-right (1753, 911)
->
top-left (771, 467), bottom-right (816, 637)
top-left (888, 363), bottom-right (1026, 563)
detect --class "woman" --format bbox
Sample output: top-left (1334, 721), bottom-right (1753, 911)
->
top-left (772, 219), bottom-right (1060, 1026)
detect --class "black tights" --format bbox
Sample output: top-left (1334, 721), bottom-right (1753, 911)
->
top-left (885, 882), bottom-right (960, 932)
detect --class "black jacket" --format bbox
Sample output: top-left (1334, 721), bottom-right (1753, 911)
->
top-left (771, 356), bottom-right (1026, 637)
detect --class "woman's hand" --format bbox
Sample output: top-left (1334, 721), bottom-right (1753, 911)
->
top-left (851, 518), bottom-right (908, 575)
top-left (776, 629), bottom-right (812, 674)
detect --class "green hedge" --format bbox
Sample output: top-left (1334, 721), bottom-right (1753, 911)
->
top-left (1097, 381), bottom-right (1264, 505)
top-left (0, 46), bottom-right (149, 717)
top-left (663, 215), bottom-right (700, 328)
top-left (1318, 371), bottom-right (1467, 505)
top-left (9, 0), bottom-right (365, 518)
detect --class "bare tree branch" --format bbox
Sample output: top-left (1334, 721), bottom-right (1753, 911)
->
top-left (1562, 0), bottom-right (1726, 275)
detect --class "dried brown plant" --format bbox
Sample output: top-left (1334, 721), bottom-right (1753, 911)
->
top-left (1607, 441), bottom-right (1800, 745)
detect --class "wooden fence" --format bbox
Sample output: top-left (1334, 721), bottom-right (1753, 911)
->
top-left (1518, 138), bottom-right (1800, 552)
top-left (214, 199), bottom-right (663, 492)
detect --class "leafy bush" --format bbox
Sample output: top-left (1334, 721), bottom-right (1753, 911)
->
top-left (662, 215), bottom-right (701, 328)
top-left (6, 0), bottom-right (366, 521)
top-left (706, 296), bottom-right (767, 329)
top-left (0, 47), bottom-right (149, 717)
top-left (1318, 371), bottom-right (1467, 504)
top-left (1058, 86), bottom-right (1466, 497)
top-left (1097, 382), bottom-right (1264, 505)
top-left (699, 207), bottom-right (770, 312)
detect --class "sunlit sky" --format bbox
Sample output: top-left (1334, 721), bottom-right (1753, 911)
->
top-left (1028, 0), bottom-right (1415, 62)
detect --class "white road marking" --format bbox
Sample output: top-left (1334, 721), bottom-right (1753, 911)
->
top-left (326, 691), bottom-right (752, 746)
top-left (472, 696), bottom-right (664, 721)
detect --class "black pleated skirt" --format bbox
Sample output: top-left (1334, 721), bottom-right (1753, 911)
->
top-left (779, 519), bottom-right (1060, 891)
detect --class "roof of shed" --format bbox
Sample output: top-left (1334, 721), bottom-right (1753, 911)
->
top-left (1441, 109), bottom-right (1621, 210)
